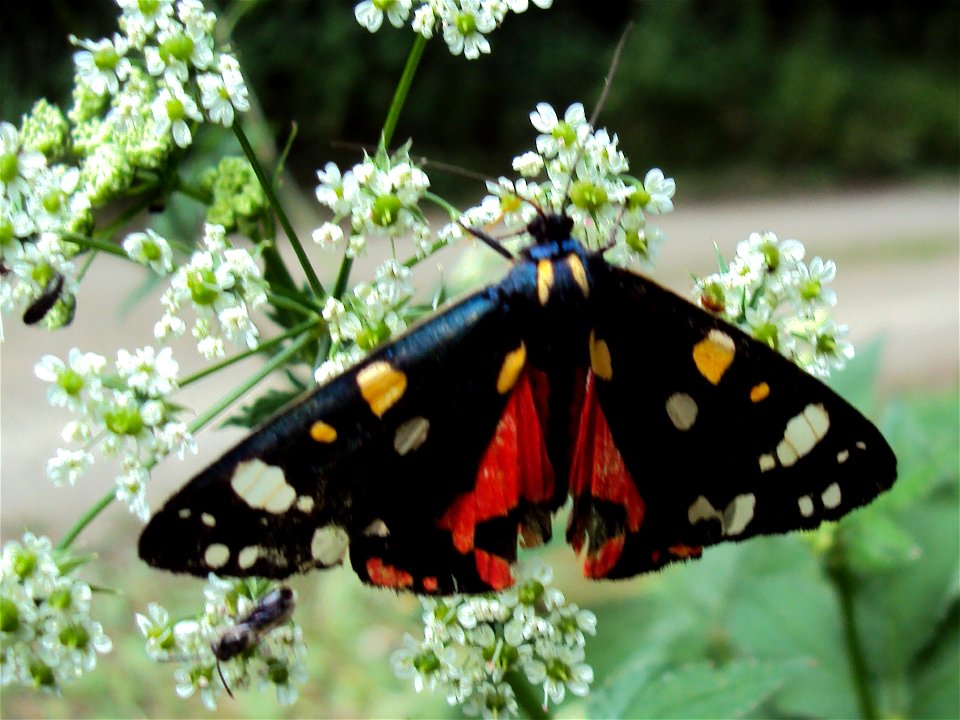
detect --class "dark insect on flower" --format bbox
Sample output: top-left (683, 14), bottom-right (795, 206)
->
top-left (211, 587), bottom-right (295, 697)
top-left (23, 273), bottom-right (65, 325)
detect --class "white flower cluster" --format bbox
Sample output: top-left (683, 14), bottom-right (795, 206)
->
top-left (35, 345), bottom-right (196, 520)
top-left (355, 0), bottom-right (553, 60)
top-left (0, 0), bottom-right (249, 338)
top-left (1, 532), bottom-right (112, 693)
top-left (694, 230), bottom-right (854, 377)
top-left (315, 258), bottom-right (415, 383)
top-left (461, 102), bottom-right (676, 270)
top-left (313, 145), bottom-right (432, 259)
top-left (155, 223), bottom-right (267, 359)
top-left (136, 576), bottom-right (307, 710)
top-left (391, 560), bottom-right (596, 718)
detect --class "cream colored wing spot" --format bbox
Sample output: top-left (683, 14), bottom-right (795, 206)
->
top-left (821, 482), bottom-right (842, 509)
top-left (363, 519), bottom-right (390, 538)
top-left (394, 416), bottom-right (430, 456)
top-left (665, 392), bottom-right (698, 431)
top-left (178, 508), bottom-right (191, 519)
top-left (589, 331), bottom-right (613, 381)
top-left (566, 255), bottom-right (590, 297)
top-left (750, 382), bottom-right (770, 402)
top-left (723, 494), bottom-right (756, 536)
top-left (311, 525), bottom-right (349, 565)
top-left (296, 495), bottom-right (315, 513)
top-left (201, 513), bottom-right (216, 527)
top-left (856, 441), bottom-right (867, 450)
top-left (776, 440), bottom-right (799, 467)
top-left (204, 543), bottom-right (230, 569)
top-left (777, 404), bottom-right (830, 467)
top-left (357, 361), bottom-right (407, 418)
top-left (237, 545), bottom-right (260, 569)
top-left (230, 459), bottom-right (297, 514)
top-left (309, 420), bottom-right (337, 443)
top-left (688, 494), bottom-right (755, 537)
top-left (496, 343), bottom-right (527, 394)
top-left (798, 495), bottom-right (815, 517)
top-left (692, 330), bottom-right (735, 385)
top-left (758, 453), bottom-right (776, 472)
top-left (837, 449), bottom-right (850, 464)
top-left (536, 259), bottom-right (555, 305)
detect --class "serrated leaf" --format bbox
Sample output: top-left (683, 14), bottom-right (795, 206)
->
top-left (592, 659), bottom-right (807, 720)
top-left (221, 385), bottom-right (306, 429)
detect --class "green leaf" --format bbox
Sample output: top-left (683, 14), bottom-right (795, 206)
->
top-left (221, 379), bottom-right (306, 429)
top-left (591, 658), bottom-right (808, 719)
top-left (842, 508), bottom-right (922, 573)
top-left (726, 538), bottom-right (859, 718)
top-left (909, 599), bottom-right (959, 719)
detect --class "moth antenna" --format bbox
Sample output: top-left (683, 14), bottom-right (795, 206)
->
top-left (217, 659), bottom-right (235, 699)
top-left (460, 222), bottom-right (516, 261)
top-left (561, 23), bottom-right (635, 205)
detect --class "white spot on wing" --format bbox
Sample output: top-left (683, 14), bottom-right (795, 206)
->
top-left (688, 495), bottom-right (720, 525)
top-left (204, 543), bottom-right (230, 569)
top-left (237, 545), bottom-right (260, 569)
top-left (231, 459), bottom-right (297, 514)
top-left (665, 392), bottom-right (698, 431)
top-left (821, 483), bottom-right (842, 509)
top-left (178, 508), bottom-right (191, 519)
top-left (723, 494), bottom-right (756, 536)
top-left (837, 449), bottom-right (850, 464)
top-left (776, 440), bottom-right (799, 467)
top-left (363, 519), bottom-right (390, 537)
top-left (759, 453), bottom-right (776, 472)
top-left (394, 416), bottom-right (430, 455)
top-left (803, 404), bottom-right (830, 438)
top-left (296, 495), bottom-right (315, 513)
top-left (311, 525), bottom-right (349, 566)
top-left (856, 441), bottom-right (866, 450)
top-left (201, 513), bottom-right (216, 527)
top-left (798, 495), bottom-right (814, 517)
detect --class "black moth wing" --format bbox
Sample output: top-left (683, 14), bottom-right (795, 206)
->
top-left (576, 259), bottom-right (897, 578)
top-left (139, 286), bottom-right (529, 593)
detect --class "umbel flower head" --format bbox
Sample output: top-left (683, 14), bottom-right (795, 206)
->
top-left (1, 532), bottom-right (112, 693)
top-left (391, 559), bottom-right (596, 718)
top-left (136, 576), bottom-right (307, 710)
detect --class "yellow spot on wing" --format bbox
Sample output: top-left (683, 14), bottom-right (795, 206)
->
top-left (566, 255), bottom-right (590, 297)
top-left (537, 259), bottom-right (554, 305)
top-left (496, 343), bottom-right (526, 394)
top-left (750, 382), bottom-right (770, 402)
top-left (309, 420), bottom-right (337, 443)
top-left (357, 361), bottom-right (407, 417)
top-left (693, 330), bottom-right (735, 385)
top-left (589, 330), bottom-right (613, 380)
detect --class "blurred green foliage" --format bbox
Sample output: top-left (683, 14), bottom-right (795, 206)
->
top-left (2, 0), bottom-right (957, 198)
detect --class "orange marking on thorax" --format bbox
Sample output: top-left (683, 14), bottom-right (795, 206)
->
top-left (437, 374), bottom-right (553, 553)
top-left (366, 558), bottom-right (413, 589)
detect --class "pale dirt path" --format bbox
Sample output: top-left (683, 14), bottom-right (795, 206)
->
top-left (1, 184), bottom-right (956, 543)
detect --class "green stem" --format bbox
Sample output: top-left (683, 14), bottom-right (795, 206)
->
top-left (61, 232), bottom-right (128, 258)
top-left (506, 670), bottom-right (550, 720)
top-left (827, 553), bottom-right (879, 720)
top-left (332, 256), bottom-right (353, 299)
top-left (56, 488), bottom-right (116, 551)
top-left (178, 318), bottom-right (318, 388)
top-left (266, 289), bottom-right (321, 316)
top-left (172, 175), bottom-right (212, 203)
top-left (381, 34), bottom-right (428, 150)
top-left (233, 121), bottom-right (325, 299)
top-left (187, 330), bottom-right (315, 434)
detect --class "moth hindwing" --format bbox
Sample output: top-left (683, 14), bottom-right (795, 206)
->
top-left (139, 212), bottom-right (896, 594)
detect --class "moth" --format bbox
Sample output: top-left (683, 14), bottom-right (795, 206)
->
top-left (139, 209), bottom-right (897, 594)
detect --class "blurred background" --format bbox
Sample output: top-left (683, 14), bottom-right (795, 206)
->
top-left (1, 1), bottom-right (957, 718)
